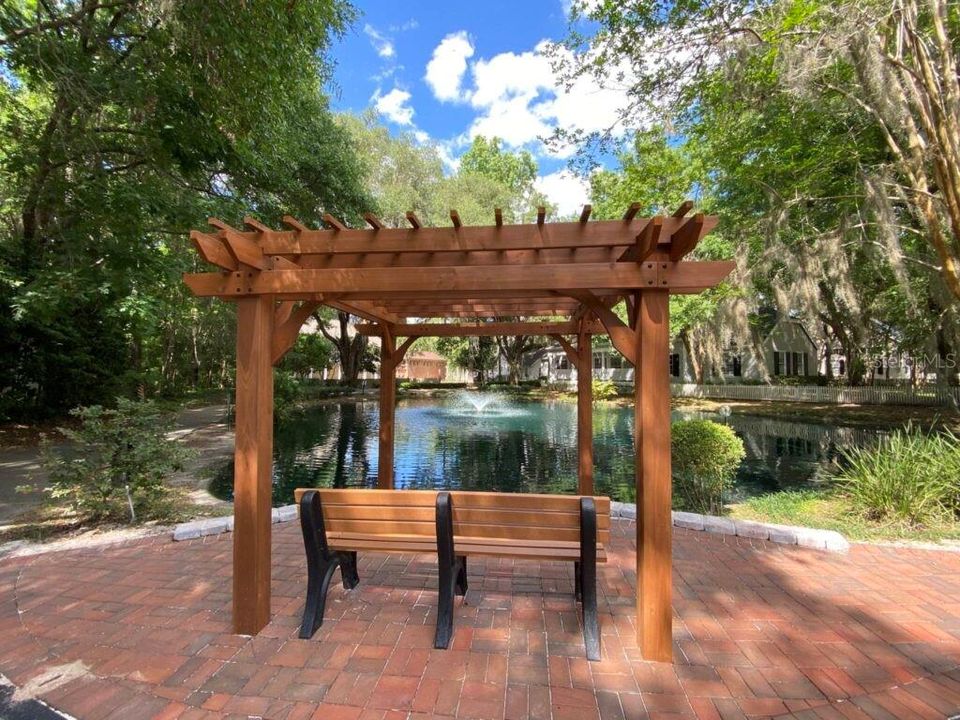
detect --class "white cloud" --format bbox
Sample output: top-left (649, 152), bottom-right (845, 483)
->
top-left (374, 88), bottom-right (415, 126)
top-left (452, 40), bottom-right (636, 157)
top-left (363, 24), bottom-right (395, 59)
top-left (535, 170), bottom-right (591, 217)
top-left (435, 139), bottom-right (463, 173)
top-left (425, 31), bottom-right (475, 102)
top-left (390, 19), bottom-right (419, 32)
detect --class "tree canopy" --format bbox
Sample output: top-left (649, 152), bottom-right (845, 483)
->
top-left (0, 0), bottom-right (370, 417)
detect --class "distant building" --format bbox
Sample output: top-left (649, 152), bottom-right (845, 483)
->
top-left (397, 351), bottom-right (447, 382)
top-left (529, 317), bottom-right (819, 386)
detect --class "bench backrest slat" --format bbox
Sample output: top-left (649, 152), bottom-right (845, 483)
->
top-left (294, 488), bottom-right (611, 544)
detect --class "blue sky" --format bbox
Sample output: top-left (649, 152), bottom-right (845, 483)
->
top-left (328, 0), bottom-right (627, 214)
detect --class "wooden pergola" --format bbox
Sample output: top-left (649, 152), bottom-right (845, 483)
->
top-left (184, 202), bottom-right (732, 662)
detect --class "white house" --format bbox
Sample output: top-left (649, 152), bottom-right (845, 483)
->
top-left (529, 317), bottom-right (820, 386)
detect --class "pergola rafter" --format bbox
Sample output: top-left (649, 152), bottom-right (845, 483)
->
top-left (183, 201), bottom-right (732, 663)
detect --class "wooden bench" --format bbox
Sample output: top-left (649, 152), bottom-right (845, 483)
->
top-left (294, 488), bottom-right (611, 660)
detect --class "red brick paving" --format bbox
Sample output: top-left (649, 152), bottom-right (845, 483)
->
top-left (1, 521), bottom-right (959, 718)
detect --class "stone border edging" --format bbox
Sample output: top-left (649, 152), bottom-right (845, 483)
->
top-left (611, 501), bottom-right (849, 553)
top-left (172, 505), bottom-right (297, 541)
top-left (173, 501), bottom-right (849, 553)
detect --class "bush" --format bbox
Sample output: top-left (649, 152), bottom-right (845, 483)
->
top-left (671, 419), bottom-right (745, 514)
top-left (273, 370), bottom-right (304, 420)
top-left (43, 399), bottom-right (193, 523)
top-left (836, 427), bottom-right (960, 526)
top-left (592, 379), bottom-right (618, 401)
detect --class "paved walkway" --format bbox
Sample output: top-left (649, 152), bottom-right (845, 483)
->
top-left (0, 521), bottom-right (959, 719)
top-left (0, 404), bottom-right (231, 523)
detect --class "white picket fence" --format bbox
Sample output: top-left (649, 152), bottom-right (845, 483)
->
top-left (670, 382), bottom-right (960, 407)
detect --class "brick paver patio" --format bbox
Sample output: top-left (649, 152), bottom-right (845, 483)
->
top-left (1, 520), bottom-right (959, 719)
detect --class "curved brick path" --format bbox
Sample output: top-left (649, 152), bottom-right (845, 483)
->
top-left (1, 521), bottom-right (959, 719)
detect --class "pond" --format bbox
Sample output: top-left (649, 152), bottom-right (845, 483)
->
top-left (210, 393), bottom-right (887, 506)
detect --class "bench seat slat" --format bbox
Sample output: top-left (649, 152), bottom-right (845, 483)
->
top-left (326, 531), bottom-right (608, 563)
top-left (316, 504), bottom-right (610, 530)
top-left (296, 488), bottom-right (610, 515)
top-left (320, 519), bottom-right (608, 543)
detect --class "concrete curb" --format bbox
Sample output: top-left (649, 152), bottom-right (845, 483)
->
top-left (611, 501), bottom-right (850, 553)
top-left (173, 501), bottom-right (850, 554)
top-left (172, 504), bottom-right (297, 541)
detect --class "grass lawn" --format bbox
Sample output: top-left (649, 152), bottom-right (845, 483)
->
top-left (729, 488), bottom-right (960, 544)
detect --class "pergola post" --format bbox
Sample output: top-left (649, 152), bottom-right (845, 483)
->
top-left (378, 329), bottom-right (397, 489)
top-left (233, 295), bottom-right (275, 635)
top-left (634, 290), bottom-right (673, 661)
top-left (577, 332), bottom-right (594, 495)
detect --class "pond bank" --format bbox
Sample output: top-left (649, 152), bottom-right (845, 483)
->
top-left (5, 390), bottom-right (960, 553)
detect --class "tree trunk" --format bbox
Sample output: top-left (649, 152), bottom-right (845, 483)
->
top-left (679, 330), bottom-right (702, 384)
top-left (317, 311), bottom-right (368, 386)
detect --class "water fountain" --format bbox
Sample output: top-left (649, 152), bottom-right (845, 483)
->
top-left (461, 391), bottom-right (498, 414)
top-left (446, 391), bottom-right (527, 419)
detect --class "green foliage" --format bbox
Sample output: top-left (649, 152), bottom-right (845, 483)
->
top-left (42, 399), bottom-right (192, 523)
top-left (565, 0), bottom-right (960, 387)
top-left (0, 0), bottom-right (370, 419)
top-left (336, 112), bottom-right (444, 227)
top-left (273, 370), bottom-right (304, 421)
top-left (281, 334), bottom-right (334, 378)
top-left (436, 335), bottom-right (498, 384)
top-left (671, 419), bottom-right (746, 514)
top-left (731, 486), bottom-right (960, 543)
top-left (591, 379), bottom-right (618, 401)
top-left (459, 136), bottom-right (550, 222)
top-left (836, 428), bottom-right (960, 526)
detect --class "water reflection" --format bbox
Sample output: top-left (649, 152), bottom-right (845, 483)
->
top-left (210, 397), bottom-right (886, 506)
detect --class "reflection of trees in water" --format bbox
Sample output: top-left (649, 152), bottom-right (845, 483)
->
top-left (593, 405), bottom-right (636, 502)
top-left (270, 402), bottom-right (374, 503)
top-left (212, 400), bottom-right (891, 507)
top-left (412, 428), bottom-right (577, 495)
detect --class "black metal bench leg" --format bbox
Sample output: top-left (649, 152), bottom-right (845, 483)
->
top-left (434, 492), bottom-right (461, 649)
top-left (456, 555), bottom-right (468, 596)
top-left (341, 550), bottom-right (360, 590)
top-left (299, 490), bottom-right (343, 639)
top-left (574, 561), bottom-right (582, 602)
top-left (580, 497), bottom-right (601, 661)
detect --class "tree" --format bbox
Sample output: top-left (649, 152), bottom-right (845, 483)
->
top-left (337, 112), bottom-right (445, 227)
top-left (495, 332), bottom-right (545, 385)
top-left (564, 0), bottom-right (960, 384)
top-left (314, 309), bottom-right (377, 385)
top-left (0, 0), bottom-right (370, 418)
top-left (437, 336), bottom-right (498, 386)
top-left (281, 334), bottom-right (334, 379)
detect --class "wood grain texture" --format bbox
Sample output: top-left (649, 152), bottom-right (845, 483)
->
top-left (357, 321), bottom-right (605, 337)
top-left (290, 488), bottom-right (612, 552)
top-left (635, 290), bottom-right (673, 662)
top-left (577, 332), bottom-right (594, 495)
top-left (378, 330), bottom-right (396, 489)
top-left (233, 295), bottom-right (275, 635)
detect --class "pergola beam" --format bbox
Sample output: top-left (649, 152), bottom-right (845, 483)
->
top-left (326, 300), bottom-right (402, 325)
top-left (184, 261), bottom-right (734, 298)
top-left (380, 302), bottom-right (580, 315)
top-left (290, 246), bottom-right (624, 269)
top-left (232, 218), bottom-right (676, 254)
top-left (356, 320), bottom-right (605, 337)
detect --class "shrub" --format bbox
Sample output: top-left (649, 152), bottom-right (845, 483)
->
top-left (836, 427), bottom-right (960, 526)
top-left (671, 419), bottom-right (745, 514)
top-left (43, 399), bottom-right (193, 523)
top-left (592, 379), bottom-right (618, 401)
top-left (273, 369), bottom-right (304, 420)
